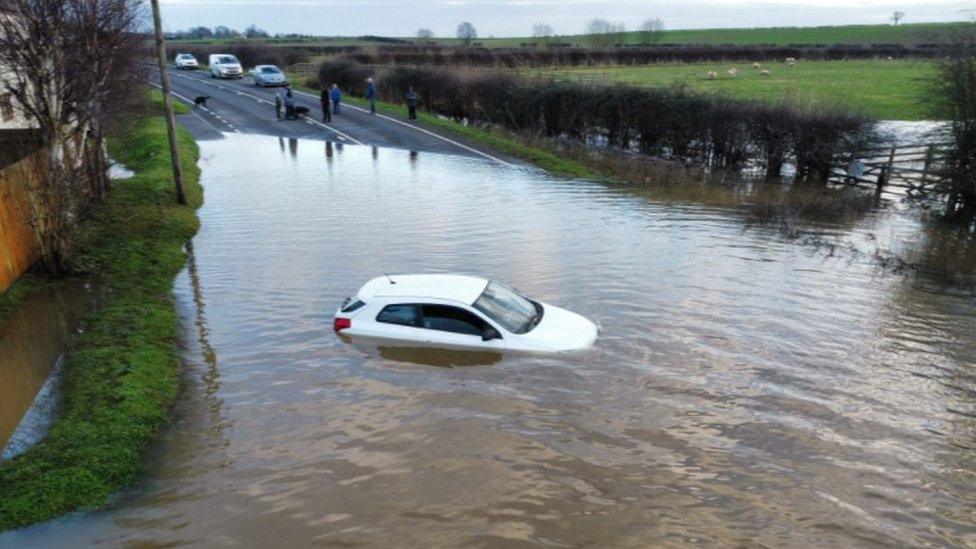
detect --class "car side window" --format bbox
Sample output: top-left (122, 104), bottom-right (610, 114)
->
top-left (376, 304), bottom-right (418, 327)
top-left (420, 305), bottom-right (486, 336)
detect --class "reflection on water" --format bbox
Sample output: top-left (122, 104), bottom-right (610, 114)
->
top-left (4, 134), bottom-right (975, 547)
top-left (0, 282), bottom-right (90, 455)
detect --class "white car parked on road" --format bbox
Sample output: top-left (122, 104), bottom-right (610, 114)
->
top-left (174, 53), bottom-right (199, 70)
top-left (208, 54), bottom-right (243, 79)
top-left (333, 275), bottom-right (598, 353)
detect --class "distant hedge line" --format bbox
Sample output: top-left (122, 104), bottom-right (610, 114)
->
top-left (338, 44), bottom-right (942, 67)
top-left (317, 59), bottom-right (876, 182)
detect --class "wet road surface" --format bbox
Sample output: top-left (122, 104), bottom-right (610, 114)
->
top-left (162, 69), bottom-right (511, 165)
top-left (2, 135), bottom-right (974, 547)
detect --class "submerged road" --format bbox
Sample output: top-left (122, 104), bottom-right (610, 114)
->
top-left (160, 69), bottom-right (512, 164)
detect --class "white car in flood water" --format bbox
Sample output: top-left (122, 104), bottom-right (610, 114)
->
top-left (333, 275), bottom-right (598, 353)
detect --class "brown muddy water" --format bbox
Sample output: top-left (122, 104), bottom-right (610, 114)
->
top-left (0, 282), bottom-right (91, 457)
top-left (2, 135), bottom-right (975, 547)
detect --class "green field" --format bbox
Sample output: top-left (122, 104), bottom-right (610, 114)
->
top-left (167, 22), bottom-right (966, 49)
top-left (466, 22), bottom-right (966, 48)
top-left (529, 59), bottom-right (935, 120)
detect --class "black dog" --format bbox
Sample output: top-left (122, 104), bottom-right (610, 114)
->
top-left (193, 95), bottom-right (210, 107)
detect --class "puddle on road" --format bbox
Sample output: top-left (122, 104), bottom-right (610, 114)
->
top-left (3, 135), bottom-right (975, 547)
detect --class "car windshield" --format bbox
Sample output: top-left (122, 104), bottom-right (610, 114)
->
top-left (218, 56), bottom-right (238, 64)
top-left (472, 281), bottom-right (539, 334)
top-left (260, 67), bottom-right (280, 74)
top-left (178, 55), bottom-right (193, 60)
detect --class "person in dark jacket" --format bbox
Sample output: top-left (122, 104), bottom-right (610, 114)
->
top-left (330, 84), bottom-right (342, 114)
top-left (404, 87), bottom-right (418, 120)
top-left (365, 77), bottom-right (377, 114)
top-left (283, 89), bottom-right (296, 119)
top-left (320, 84), bottom-right (331, 122)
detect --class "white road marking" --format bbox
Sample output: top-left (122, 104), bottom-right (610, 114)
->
top-left (292, 89), bottom-right (512, 166)
top-left (172, 73), bottom-right (362, 144)
top-left (150, 82), bottom-right (241, 134)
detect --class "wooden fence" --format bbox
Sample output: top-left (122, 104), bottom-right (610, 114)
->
top-left (0, 149), bottom-right (44, 293)
top-left (830, 142), bottom-right (950, 195)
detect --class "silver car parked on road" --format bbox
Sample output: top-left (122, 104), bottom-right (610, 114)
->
top-left (252, 65), bottom-right (288, 87)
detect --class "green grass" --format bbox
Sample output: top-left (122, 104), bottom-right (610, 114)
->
top-left (0, 104), bottom-right (202, 532)
top-left (532, 59), bottom-right (935, 120)
top-left (290, 74), bottom-right (600, 179)
top-left (465, 22), bottom-right (967, 48)
top-left (168, 22), bottom-right (967, 50)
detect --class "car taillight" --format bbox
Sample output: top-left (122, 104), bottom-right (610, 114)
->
top-left (333, 317), bottom-right (351, 332)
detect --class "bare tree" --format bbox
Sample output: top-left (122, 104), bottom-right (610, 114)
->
top-left (416, 28), bottom-right (434, 41)
top-left (891, 11), bottom-right (905, 25)
top-left (639, 18), bottom-right (665, 44)
top-left (456, 21), bottom-right (477, 45)
top-left (245, 24), bottom-right (269, 39)
top-left (0, 0), bottom-right (146, 272)
top-left (532, 23), bottom-right (553, 45)
top-left (585, 18), bottom-right (625, 48)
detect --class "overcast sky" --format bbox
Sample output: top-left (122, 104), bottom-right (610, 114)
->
top-left (157, 0), bottom-right (973, 37)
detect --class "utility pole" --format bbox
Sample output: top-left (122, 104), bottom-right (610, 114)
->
top-left (150, 0), bottom-right (187, 205)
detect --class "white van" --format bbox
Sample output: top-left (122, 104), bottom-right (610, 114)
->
top-left (208, 54), bottom-right (243, 79)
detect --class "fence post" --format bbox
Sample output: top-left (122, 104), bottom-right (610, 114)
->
top-left (876, 164), bottom-right (889, 193)
top-left (920, 145), bottom-right (935, 188)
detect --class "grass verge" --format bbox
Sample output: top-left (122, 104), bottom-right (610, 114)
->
top-left (0, 107), bottom-right (202, 532)
top-left (291, 76), bottom-right (601, 179)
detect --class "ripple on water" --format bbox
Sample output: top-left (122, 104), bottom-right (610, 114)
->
top-left (4, 134), bottom-right (975, 548)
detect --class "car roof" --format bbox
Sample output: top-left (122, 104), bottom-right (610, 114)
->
top-left (358, 274), bottom-right (489, 305)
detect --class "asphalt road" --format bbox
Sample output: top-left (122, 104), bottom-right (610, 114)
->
top-left (161, 69), bottom-right (512, 164)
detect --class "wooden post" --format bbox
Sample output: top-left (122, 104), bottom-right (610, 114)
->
top-left (876, 165), bottom-right (889, 193)
top-left (920, 145), bottom-right (935, 188)
top-left (150, 0), bottom-right (187, 205)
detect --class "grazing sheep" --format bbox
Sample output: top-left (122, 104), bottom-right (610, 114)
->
top-left (759, 69), bottom-right (771, 77)
top-left (707, 70), bottom-right (718, 80)
top-left (885, 55), bottom-right (894, 61)
top-left (727, 68), bottom-right (739, 78)
top-left (752, 62), bottom-right (762, 69)
top-left (784, 57), bottom-right (797, 64)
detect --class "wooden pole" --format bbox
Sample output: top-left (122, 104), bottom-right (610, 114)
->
top-left (920, 145), bottom-right (935, 188)
top-left (149, 0), bottom-right (187, 205)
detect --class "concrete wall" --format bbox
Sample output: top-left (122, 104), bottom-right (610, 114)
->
top-left (0, 150), bottom-right (43, 293)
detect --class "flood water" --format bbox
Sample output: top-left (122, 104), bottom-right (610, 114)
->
top-left (4, 135), bottom-right (975, 547)
top-left (0, 282), bottom-right (90, 456)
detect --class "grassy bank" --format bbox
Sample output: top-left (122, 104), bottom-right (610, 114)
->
top-left (0, 108), bottom-right (202, 531)
top-left (532, 59), bottom-right (934, 120)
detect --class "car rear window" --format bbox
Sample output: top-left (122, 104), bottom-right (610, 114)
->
top-left (377, 304), bottom-right (418, 327)
top-left (341, 299), bottom-right (366, 313)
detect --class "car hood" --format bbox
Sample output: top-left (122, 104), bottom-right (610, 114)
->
top-left (518, 302), bottom-right (597, 352)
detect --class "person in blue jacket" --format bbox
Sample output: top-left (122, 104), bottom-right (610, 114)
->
top-left (330, 84), bottom-right (342, 115)
top-left (365, 77), bottom-right (377, 114)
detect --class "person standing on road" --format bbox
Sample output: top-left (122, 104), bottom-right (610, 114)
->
top-left (365, 77), bottom-right (377, 114)
top-left (283, 88), bottom-right (296, 119)
top-left (274, 88), bottom-right (284, 119)
top-left (404, 87), bottom-right (419, 121)
top-left (320, 84), bottom-right (331, 122)
top-left (330, 84), bottom-right (342, 115)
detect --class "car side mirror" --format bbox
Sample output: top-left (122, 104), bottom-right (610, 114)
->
top-left (482, 326), bottom-right (501, 341)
